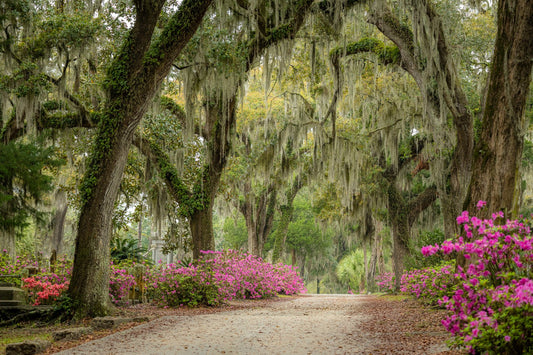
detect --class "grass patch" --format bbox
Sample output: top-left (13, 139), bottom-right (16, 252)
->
top-left (0, 331), bottom-right (53, 353)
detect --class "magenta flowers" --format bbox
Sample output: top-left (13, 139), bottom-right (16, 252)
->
top-left (401, 203), bottom-right (533, 354)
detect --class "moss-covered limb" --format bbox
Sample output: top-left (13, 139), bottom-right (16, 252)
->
top-left (271, 173), bottom-right (306, 262)
top-left (407, 185), bottom-right (438, 226)
top-left (330, 38), bottom-right (401, 66)
top-left (160, 96), bottom-right (186, 122)
top-left (38, 111), bottom-right (102, 130)
top-left (159, 95), bottom-right (202, 134)
top-left (245, 0), bottom-right (315, 70)
top-left (142, 0), bottom-right (213, 81)
top-left (367, 7), bottom-right (419, 80)
top-left (317, 0), bottom-right (366, 17)
top-left (1, 102), bottom-right (101, 143)
top-left (132, 134), bottom-right (201, 218)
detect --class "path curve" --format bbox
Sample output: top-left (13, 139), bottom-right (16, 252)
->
top-left (56, 295), bottom-right (453, 355)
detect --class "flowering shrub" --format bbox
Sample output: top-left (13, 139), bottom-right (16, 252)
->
top-left (18, 256), bottom-right (72, 305)
top-left (375, 272), bottom-right (395, 293)
top-left (0, 252), bottom-right (40, 276)
top-left (4, 250), bottom-right (305, 309)
top-left (400, 262), bottom-right (456, 305)
top-left (109, 262), bottom-right (137, 305)
top-left (199, 250), bottom-right (306, 300)
top-left (145, 262), bottom-right (221, 307)
top-left (145, 250), bottom-right (306, 307)
top-left (404, 203), bottom-right (533, 354)
top-left (21, 276), bottom-right (69, 305)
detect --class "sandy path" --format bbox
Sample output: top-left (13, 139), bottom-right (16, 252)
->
top-left (55, 295), bottom-right (452, 355)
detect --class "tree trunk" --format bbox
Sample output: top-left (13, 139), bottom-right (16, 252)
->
top-left (272, 176), bottom-right (304, 262)
top-left (189, 203), bottom-right (215, 259)
top-left (388, 184), bottom-right (410, 292)
top-left (367, 222), bottom-right (383, 292)
top-left (272, 204), bottom-right (295, 262)
top-left (241, 183), bottom-right (277, 258)
top-left (51, 189), bottom-right (68, 256)
top-left (0, 227), bottom-right (15, 260)
top-left (465, 0), bottom-right (533, 217)
top-left (69, 127), bottom-right (134, 317)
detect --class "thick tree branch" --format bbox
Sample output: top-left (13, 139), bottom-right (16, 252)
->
top-left (408, 185), bottom-right (438, 226)
top-left (132, 134), bottom-right (200, 217)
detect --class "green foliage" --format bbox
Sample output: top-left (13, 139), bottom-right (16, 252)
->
top-left (110, 237), bottom-right (149, 263)
top-left (331, 37), bottom-right (400, 65)
top-left (0, 140), bottom-right (63, 231)
top-left (336, 249), bottom-right (365, 291)
top-left (405, 229), bottom-right (446, 271)
top-left (24, 13), bottom-right (102, 59)
top-left (220, 216), bottom-right (247, 250)
top-left (147, 271), bottom-right (220, 307)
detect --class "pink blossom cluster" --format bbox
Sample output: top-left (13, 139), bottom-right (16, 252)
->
top-left (402, 203), bottom-right (533, 354)
top-left (17, 256), bottom-right (72, 305)
top-left (199, 250), bottom-right (306, 300)
top-left (21, 277), bottom-right (69, 305)
top-left (375, 272), bottom-right (395, 292)
top-left (400, 263), bottom-right (455, 302)
top-left (109, 264), bottom-right (137, 304)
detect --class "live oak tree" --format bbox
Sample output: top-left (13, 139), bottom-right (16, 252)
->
top-left (68, 0), bottom-right (213, 317)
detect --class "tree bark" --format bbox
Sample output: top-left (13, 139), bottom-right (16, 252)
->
top-left (465, 0), bottom-right (533, 217)
top-left (51, 189), bottom-right (68, 256)
top-left (240, 182), bottom-right (277, 257)
top-left (0, 227), bottom-right (15, 260)
top-left (189, 202), bottom-right (215, 260)
top-left (272, 176), bottom-right (305, 262)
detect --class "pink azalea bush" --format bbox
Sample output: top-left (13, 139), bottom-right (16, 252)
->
top-left (109, 262), bottom-right (137, 305)
top-left (400, 262), bottom-right (455, 304)
top-left (19, 257), bottom-right (72, 305)
top-left (145, 250), bottom-right (306, 307)
top-left (200, 250), bottom-right (306, 300)
top-left (402, 203), bottom-right (533, 354)
top-left (21, 277), bottom-right (69, 305)
top-left (145, 261), bottom-right (221, 307)
top-left (375, 272), bottom-right (395, 292)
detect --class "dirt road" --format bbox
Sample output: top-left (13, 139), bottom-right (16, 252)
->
top-left (55, 295), bottom-right (458, 355)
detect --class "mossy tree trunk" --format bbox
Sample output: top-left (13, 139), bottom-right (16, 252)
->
top-left (240, 182), bottom-right (277, 257)
top-left (68, 0), bottom-right (213, 318)
top-left (272, 176), bottom-right (305, 262)
top-left (50, 189), bottom-right (68, 257)
top-left (387, 182), bottom-right (438, 291)
top-left (465, 0), bottom-right (533, 217)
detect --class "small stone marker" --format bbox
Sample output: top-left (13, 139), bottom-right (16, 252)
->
top-left (52, 327), bottom-right (92, 341)
top-left (92, 316), bottom-right (133, 330)
top-left (5, 339), bottom-right (51, 355)
top-left (0, 285), bottom-right (26, 307)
